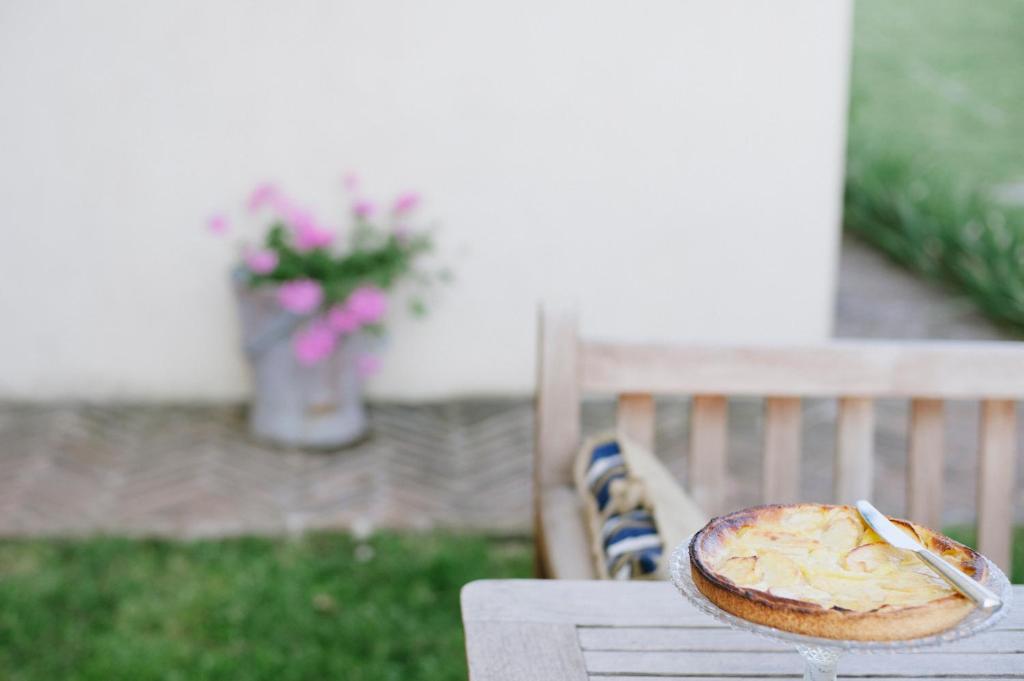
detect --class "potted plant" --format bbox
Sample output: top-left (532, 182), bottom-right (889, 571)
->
top-left (209, 176), bottom-right (440, 448)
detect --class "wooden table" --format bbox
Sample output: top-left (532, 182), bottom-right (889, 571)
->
top-left (461, 580), bottom-right (1024, 680)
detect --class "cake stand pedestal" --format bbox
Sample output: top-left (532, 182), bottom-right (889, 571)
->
top-left (670, 540), bottom-right (1012, 681)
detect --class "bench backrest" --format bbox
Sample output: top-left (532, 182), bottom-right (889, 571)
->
top-left (535, 307), bottom-right (1023, 571)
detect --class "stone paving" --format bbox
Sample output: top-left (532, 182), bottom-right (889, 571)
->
top-left (0, 401), bottom-right (533, 537)
top-left (834, 235), bottom-right (1015, 342)
top-left (0, 236), bottom-right (1021, 538)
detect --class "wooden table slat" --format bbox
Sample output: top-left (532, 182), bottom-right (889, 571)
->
top-left (462, 580), bottom-right (1024, 627)
top-left (590, 677), bottom-right (1015, 681)
top-left (465, 621), bottom-right (587, 681)
top-left (462, 580), bottom-right (1024, 681)
top-left (584, 650), bottom-right (1024, 676)
top-left (578, 626), bottom-right (1024, 654)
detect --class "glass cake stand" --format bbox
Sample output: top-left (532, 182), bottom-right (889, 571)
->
top-left (669, 539), bottom-right (1012, 681)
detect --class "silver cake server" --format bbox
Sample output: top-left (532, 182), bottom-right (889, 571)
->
top-left (855, 499), bottom-right (1002, 610)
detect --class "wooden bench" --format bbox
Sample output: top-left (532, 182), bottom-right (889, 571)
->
top-left (534, 306), bottom-right (1024, 578)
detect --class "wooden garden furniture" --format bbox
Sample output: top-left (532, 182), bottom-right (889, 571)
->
top-left (534, 306), bottom-right (1024, 577)
top-left (461, 579), bottom-right (1024, 681)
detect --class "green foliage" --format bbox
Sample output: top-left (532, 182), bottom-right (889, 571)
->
top-left (849, 0), bottom-right (1024, 186)
top-left (944, 525), bottom-right (1024, 584)
top-left (0, 533), bottom-right (531, 681)
top-left (254, 223), bottom-right (434, 308)
top-left (844, 0), bottom-right (1024, 334)
top-left (844, 144), bottom-right (1024, 334)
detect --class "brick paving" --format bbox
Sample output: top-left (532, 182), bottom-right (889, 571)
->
top-left (0, 236), bottom-right (1021, 538)
top-left (0, 402), bottom-right (533, 538)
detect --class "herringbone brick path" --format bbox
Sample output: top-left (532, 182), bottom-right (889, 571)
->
top-left (0, 401), bottom-right (538, 538)
top-left (1, 397), bottom-right (1021, 538)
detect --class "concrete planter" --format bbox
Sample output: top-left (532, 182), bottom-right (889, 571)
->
top-left (235, 281), bottom-right (368, 449)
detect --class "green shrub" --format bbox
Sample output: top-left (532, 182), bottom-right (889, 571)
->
top-left (844, 142), bottom-right (1024, 335)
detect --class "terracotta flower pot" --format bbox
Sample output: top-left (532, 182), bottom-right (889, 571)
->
top-left (234, 278), bottom-right (369, 448)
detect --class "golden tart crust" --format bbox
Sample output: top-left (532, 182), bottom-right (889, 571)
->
top-left (689, 504), bottom-right (988, 641)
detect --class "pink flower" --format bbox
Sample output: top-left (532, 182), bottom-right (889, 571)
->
top-left (293, 319), bottom-right (337, 366)
top-left (392, 191), bottom-right (420, 215)
top-left (207, 214), bottom-right (229, 235)
top-left (356, 354), bottom-right (381, 378)
top-left (247, 183), bottom-right (279, 213)
top-left (343, 173), bottom-right (360, 192)
top-left (283, 205), bottom-right (313, 231)
top-left (326, 305), bottom-right (360, 334)
top-left (277, 279), bottom-right (323, 314)
top-left (282, 205), bottom-right (335, 252)
top-left (270, 193), bottom-right (297, 220)
top-left (294, 223), bottom-right (335, 252)
top-left (353, 200), bottom-right (376, 219)
top-left (346, 285), bottom-right (388, 324)
top-left (244, 248), bottom-right (279, 275)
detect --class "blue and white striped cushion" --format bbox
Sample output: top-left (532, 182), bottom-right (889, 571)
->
top-left (583, 438), bottom-right (663, 579)
top-left (585, 440), bottom-right (627, 513)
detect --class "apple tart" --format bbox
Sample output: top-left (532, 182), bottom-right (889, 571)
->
top-left (689, 504), bottom-right (988, 640)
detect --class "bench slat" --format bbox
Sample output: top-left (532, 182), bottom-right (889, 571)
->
top-left (762, 397), bottom-right (802, 504)
top-left (835, 397), bottom-right (874, 503)
top-left (689, 395), bottom-right (727, 516)
top-left (977, 399), bottom-right (1017, 572)
top-left (616, 393), bottom-right (655, 451)
top-left (581, 341), bottom-right (1024, 399)
top-left (907, 398), bottom-right (944, 529)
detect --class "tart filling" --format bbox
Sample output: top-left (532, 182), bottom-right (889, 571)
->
top-left (689, 504), bottom-right (987, 640)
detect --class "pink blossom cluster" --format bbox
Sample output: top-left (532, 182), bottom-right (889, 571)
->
top-left (210, 179), bottom-right (422, 260)
top-left (249, 183), bottom-right (337, 254)
top-left (244, 248), bottom-right (278, 274)
top-left (208, 177), bottom-right (426, 376)
top-left (291, 284), bottom-right (388, 368)
top-left (277, 279), bottom-right (323, 314)
top-left (209, 183), bottom-right (338, 258)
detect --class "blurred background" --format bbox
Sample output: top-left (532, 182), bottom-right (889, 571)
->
top-left (0, 0), bottom-right (847, 400)
top-left (0, 1), bottom-right (1022, 679)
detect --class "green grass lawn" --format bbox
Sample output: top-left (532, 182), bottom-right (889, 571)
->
top-left (845, 0), bottom-right (1024, 333)
top-left (850, 0), bottom-right (1024, 186)
top-left (0, 533), bottom-right (531, 681)
top-left (0, 529), bottom-right (1019, 680)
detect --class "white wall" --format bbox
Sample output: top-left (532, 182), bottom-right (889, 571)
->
top-left (0, 0), bottom-right (851, 401)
